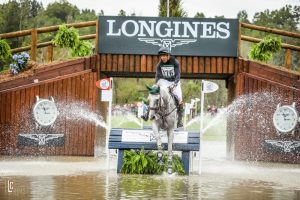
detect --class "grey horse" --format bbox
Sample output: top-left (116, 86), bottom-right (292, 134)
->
top-left (147, 80), bottom-right (178, 174)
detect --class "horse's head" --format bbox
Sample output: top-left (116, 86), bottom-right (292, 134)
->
top-left (146, 85), bottom-right (161, 120)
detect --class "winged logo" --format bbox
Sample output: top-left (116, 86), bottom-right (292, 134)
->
top-left (19, 133), bottom-right (64, 146)
top-left (138, 38), bottom-right (197, 50)
top-left (265, 140), bottom-right (300, 153)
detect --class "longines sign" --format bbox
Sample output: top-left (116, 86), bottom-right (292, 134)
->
top-left (98, 16), bottom-right (238, 56)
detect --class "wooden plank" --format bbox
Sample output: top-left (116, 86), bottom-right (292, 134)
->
top-left (89, 72), bottom-right (97, 155)
top-left (5, 91), bottom-right (11, 125)
top-left (65, 77), bottom-right (72, 155)
top-left (129, 55), bottom-right (135, 72)
top-left (124, 55), bottom-right (130, 72)
top-left (228, 58), bottom-right (235, 73)
top-left (100, 54), bottom-right (107, 71)
top-left (204, 57), bottom-right (211, 73)
top-left (217, 57), bottom-right (223, 73)
top-left (146, 55), bottom-right (152, 72)
top-left (106, 54), bottom-right (112, 72)
top-left (141, 55), bottom-right (146, 72)
top-left (222, 58), bottom-right (229, 73)
top-left (135, 55), bottom-right (141, 72)
top-left (112, 54), bottom-right (118, 72)
top-left (181, 57), bottom-right (187, 73)
top-left (187, 57), bottom-right (193, 73)
top-left (192, 57), bottom-right (198, 73)
top-left (117, 55), bottom-right (124, 72)
top-left (211, 57), bottom-right (217, 73)
top-left (55, 80), bottom-right (63, 155)
top-left (199, 57), bottom-right (205, 73)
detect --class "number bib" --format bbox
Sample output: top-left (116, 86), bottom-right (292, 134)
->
top-left (161, 64), bottom-right (175, 79)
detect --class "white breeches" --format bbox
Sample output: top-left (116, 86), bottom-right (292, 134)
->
top-left (158, 79), bottom-right (182, 102)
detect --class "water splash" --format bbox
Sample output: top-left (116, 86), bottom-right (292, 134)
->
top-left (118, 114), bottom-right (142, 127)
top-left (184, 91), bottom-right (285, 136)
top-left (57, 101), bottom-right (108, 129)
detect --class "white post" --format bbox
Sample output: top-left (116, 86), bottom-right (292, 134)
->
top-left (106, 99), bottom-right (112, 168)
top-left (198, 81), bottom-right (205, 174)
top-left (105, 79), bottom-right (113, 170)
top-left (167, 0), bottom-right (170, 17)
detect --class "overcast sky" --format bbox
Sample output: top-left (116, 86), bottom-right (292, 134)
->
top-left (1, 0), bottom-right (299, 21)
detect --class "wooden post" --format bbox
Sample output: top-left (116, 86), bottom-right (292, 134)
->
top-left (31, 28), bottom-right (37, 61)
top-left (95, 19), bottom-right (99, 54)
top-left (238, 22), bottom-right (241, 57)
top-left (284, 48), bottom-right (291, 70)
top-left (47, 45), bottom-right (53, 62)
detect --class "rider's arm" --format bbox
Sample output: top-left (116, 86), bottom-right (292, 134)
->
top-left (174, 59), bottom-right (181, 84)
top-left (155, 63), bottom-right (162, 83)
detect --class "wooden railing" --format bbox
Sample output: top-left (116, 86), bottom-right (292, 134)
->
top-left (0, 20), bottom-right (299, 70)
top-left (0, 20), bottom-right (97, 62)
top-left (240, 22), bottom-right (300, 70)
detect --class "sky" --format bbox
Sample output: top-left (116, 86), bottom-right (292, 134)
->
top-left (0, 0), bottom-right (299, 21)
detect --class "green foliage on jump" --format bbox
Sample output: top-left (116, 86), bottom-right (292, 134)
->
top-left (53, 25), bottom-right (80, 48)
top-left (0, 39), bottom-right (11, 61)
top-left (121, 149), bottom-right (185, 175)
top-left (249, 36), bottom-right (282, 62)
top-left (71, 40), bottom-right (93, 57)
top-left (53, 25), bottom-right (93, 57)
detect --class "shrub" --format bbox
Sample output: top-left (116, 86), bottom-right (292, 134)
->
top-left (53, 25), bottom-right (80, 49)
top-left (71, 40), bottom-right (93, 57)
top-left (0, 39), bottom-right (11, 61)
top-left (9, 52), bottom-right (30, 75)
top-left (121, 149), bottom-right (185, 175)
top-left (249, 36), bottom-right (282, 62)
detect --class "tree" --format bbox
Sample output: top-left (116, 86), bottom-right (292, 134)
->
top-left (237, 10), bottom-right (250, 23)
top-left (118, 9), bottom-right (126, 16)
top-left (194, 12), bottom-right (205, 18)
top-left (44, 0), bottom-right (80, 23)
top-left (158, 0), bottom-right (187, 17)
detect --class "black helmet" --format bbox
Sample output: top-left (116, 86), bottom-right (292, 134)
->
top-left (158, 47), bottom-right (171, 55)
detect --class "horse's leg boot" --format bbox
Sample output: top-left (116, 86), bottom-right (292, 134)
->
top-left (157, 150), bottom-right (164, 165)
top-left (177, 103), bottom-right (184, 128)
top-left (167, 157), bottom-right (173, 174)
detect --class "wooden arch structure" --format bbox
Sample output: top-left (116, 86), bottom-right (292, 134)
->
top-left (0, 20), bottom-right (299, 163)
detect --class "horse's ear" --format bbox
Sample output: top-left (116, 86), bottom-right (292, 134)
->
top-left (146, 85), bottom-right (152, 91)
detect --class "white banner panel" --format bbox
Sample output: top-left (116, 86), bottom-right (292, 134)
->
top-left (121, 130), bottom-right (188, 143)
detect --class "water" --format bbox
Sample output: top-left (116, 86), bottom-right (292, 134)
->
top-left (1, 93), bottom-right (300, 199)
top-left (1, 141), bottom-right (300, 199)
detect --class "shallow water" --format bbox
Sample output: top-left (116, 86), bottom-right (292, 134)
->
top-left (1, 141), bottom-right (300, 200)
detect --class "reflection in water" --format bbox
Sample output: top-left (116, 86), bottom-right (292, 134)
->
top-left (0, 141), bottom-right (300, 199)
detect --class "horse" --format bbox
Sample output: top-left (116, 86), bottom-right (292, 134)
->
top-left (146, 80), bottom-right (178, 174)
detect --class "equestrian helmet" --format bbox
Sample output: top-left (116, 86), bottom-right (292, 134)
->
top-left (158, 47), bottom-right (171, 55)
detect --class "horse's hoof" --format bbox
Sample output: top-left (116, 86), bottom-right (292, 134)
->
top-left (167, 167), bottom-right (172, 174)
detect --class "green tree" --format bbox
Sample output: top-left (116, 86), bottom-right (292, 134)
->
top-left (118, 9), bottom-right (126, 16)
top-left (194, 12), bottom-right (205, 18)
top-left (237, 10), bottom-right (250, 23)
top-left (158, 0), bottom-right (187, 17)
top-left (44, 0), bottom-right (80, 23)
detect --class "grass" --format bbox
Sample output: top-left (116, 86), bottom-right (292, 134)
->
top-left (111, 113), bottom-right (226, 141)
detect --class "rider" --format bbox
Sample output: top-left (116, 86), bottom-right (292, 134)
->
top-left (141, 46), bottom-right (184, 128)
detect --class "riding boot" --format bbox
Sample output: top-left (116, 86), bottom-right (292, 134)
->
top-left (177, 103), bottom-right (184, 128)
top-left (141, 109), bottom-right (149, 121)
